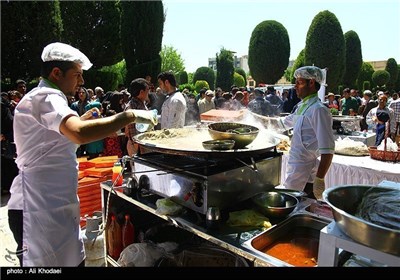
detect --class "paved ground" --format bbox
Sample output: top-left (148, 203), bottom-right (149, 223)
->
top-left (0, 193), bottom-right (104, 267)
top-left (0, 193), bottom-right (19, 267)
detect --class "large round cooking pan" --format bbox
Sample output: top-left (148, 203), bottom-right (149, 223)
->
top-left (323, 185), bottom-right (400, 256)
top-left (133, 127), bottom-right (281, 159)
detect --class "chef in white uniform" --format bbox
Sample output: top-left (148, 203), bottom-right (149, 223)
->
top-left (282, 66), bottom-right (335, 200)
top-left (7, 42), bottom-right (157, 267)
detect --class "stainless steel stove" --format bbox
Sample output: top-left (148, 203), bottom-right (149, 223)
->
top-left (131, 151), bottom-right (282, 215)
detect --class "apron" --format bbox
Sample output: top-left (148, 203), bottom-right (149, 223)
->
top-left (21, 139), bottom-right (84, 266)
top-left (375, 123), bottom-right (386, 146)
top-left (284, 98), bottom-right (319, 191)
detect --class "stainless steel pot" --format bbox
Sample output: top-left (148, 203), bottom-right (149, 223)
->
top-left (252, 191), bottom-right (298, 218)
top-left (208, 122), bottom-right (259, 149)
top-left (323, 185), bottom-right (400, 256)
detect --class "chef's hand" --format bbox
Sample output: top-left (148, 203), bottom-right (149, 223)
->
top-left (130, 109), bottom-right (158, 126)
top-left (313, 177), bottom-right (325, 200)
top-left (80, 108), bottom-right (100, 120)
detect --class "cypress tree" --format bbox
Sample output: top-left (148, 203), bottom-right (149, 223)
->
top-left (216, 48), bottom-right (234, 91)
top-left (342, 30), bottom-right (363, 88)
top-left (120, 1), bottom-right (164, 84)
top-left (193, 67), bottom-right (215, 90)
top-left (357, 62), bottom-right (374, 92)
top-left (305, 10), bottom-right (345, 92)
top-left (290, 49), bottom-right (305, 84)
top-left (372, 70), bottom-right (390, 89)
top-left (248, 20), bottom-right (290, 84)
top-left (179, 71), bottom-right (188, 85)
top-left (1, 1), bottom-right (62, 82)
top-left (60, 1), bottom-right (123, 68)
top-left (385, 58), bottom-right (398, 91)
top-left (235, 67), bottom-right (247, 83)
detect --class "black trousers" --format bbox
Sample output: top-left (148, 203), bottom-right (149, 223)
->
top-left (8, 209), bottom-right (23, 267)
top-left (1, 156), bottom-right (18, 192)
top-left (8, 209), bottom-right (85, 267)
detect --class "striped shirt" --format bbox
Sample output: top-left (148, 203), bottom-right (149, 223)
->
top-left (388, 99), bottom-right (400, 123)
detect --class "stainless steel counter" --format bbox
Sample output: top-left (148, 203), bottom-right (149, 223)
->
top-left (100, 181), bottom-right (329, 267)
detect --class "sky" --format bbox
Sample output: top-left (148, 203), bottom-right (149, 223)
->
top-left (162, 0), bottom-right (400, 73)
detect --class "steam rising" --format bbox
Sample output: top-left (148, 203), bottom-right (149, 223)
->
top-left (235, 109), bottom-right (290, 144)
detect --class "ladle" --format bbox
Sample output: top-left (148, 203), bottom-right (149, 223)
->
top-left (227, 128), bottom-right (252, 134)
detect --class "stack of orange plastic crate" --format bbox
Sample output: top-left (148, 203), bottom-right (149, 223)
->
top-left (77, 155), bottom-right (119, 227)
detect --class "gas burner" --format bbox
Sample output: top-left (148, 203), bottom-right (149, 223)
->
top-left (131, 151), bottom-right (282, 215)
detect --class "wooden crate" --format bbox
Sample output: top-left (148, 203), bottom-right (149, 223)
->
top-left (89, 156), bottom-right (119, 168)
top-left (77, 174), bottom-right (111, 228)
top-left (84, 167), bottom-right (113, 178)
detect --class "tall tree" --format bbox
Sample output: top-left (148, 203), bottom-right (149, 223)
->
top-left (215, 48), bottom-right (234, 91)
top-left (385, 58), bottom-right (398, 91)
top-left (160, 45), bottom-right (185, 76)
top-left (120, 1), bottom-right (164, 84)
top-left (193, 67), bottom-right (215, 90)
top-left (248, 20), bottom-right (290, 85)
top-left (305, 10), bottom-right (346, 92)
top-left (342, 30), bottom-right (363, 88)
top-left (178, 71), bottom-right (188, 85)
top-left (235, 67), bottom-right (246, 83)
top-left (372, 70), bottom-right (391, 89)
top-left (357, 62), bottom-right (374, 92)
top-left (1, 1), bottom-right (63, 82)
top-left (290, 49), bottom-right (305, 84)
top-left (233, 72), bottom-right (246, 88)
top-left (60, 1), bottom-right (122, 68)
top-left (395, 65), bottom-right (400, 91)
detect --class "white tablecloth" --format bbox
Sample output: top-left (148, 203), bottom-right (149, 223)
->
top-left (280, 153), bottom-right (400, 189)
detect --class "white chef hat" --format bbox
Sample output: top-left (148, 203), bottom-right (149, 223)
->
top-left (41, 42), bottom-right (92, 70)
top-left (293, 66), bottom-right (324, 84)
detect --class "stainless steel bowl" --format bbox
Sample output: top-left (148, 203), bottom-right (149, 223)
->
top-left (202, 139), bottom-right (235, 150)
top-left (274, 188), bottom-right (307, 199)
top-left (208, 122), bottom-right (259, 149)
top-left (323, 185), bottom-right (400, 256)
top-left (252, 191), bottom-right (298, 218)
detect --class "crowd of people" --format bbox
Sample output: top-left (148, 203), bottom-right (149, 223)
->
top-left (1, 41), bottom-right (400, 267)
top-left (3, 62), bottom-right (400, 195)
top-left (323, 88), bottom-right (399, 146)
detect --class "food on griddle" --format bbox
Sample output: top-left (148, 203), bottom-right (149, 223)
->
top-left (277, 139), bottom-right (290, 151)
top-left (140, 129), bottom-right (186, 140)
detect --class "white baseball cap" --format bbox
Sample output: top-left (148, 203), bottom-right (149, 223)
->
top-left (41, 42), bottom-right (92, 70)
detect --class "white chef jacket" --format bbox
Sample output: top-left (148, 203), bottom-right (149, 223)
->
top-left (8, 79), bottom-right (85, 266)
top-left (160, 90), bottom-right (187, 129)
top-left (283, 93), bottom-right (335, 190)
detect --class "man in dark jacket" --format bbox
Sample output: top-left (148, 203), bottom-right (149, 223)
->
top-left (1, 94), bottom-right (18, 193)
top-left (283, 87), bottom-right (301, 113)
top-left (359, 90), bottom-right (377, 131)
top-left (247, 89), bottom-right (273, 116)
top-left (265, 86), bottom-right (283, 116)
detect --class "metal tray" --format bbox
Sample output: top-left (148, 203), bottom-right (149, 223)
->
top-left (332, 115), bottom-right (363, 122)
top-left (242, 213), bottom-right (330, 266)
